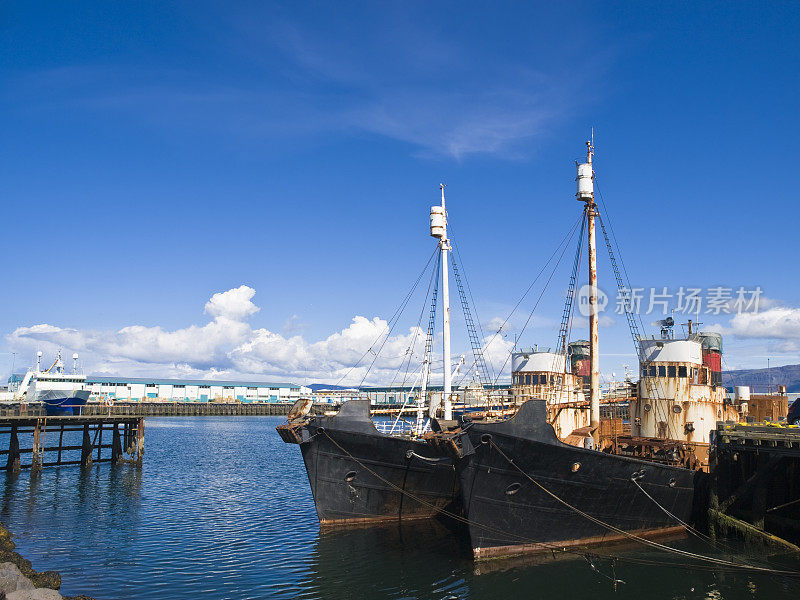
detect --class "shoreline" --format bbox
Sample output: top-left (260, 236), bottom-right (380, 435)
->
top-left (0, 522), bottom-right (93, 600)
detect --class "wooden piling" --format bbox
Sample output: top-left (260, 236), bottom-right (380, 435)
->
top-left (6, 426), bottom-right (20, 473)
top-left (111, 424), bottom-right (122, 465)
top-left (31, 420), bottom-right (42, 474)
top-left (81, 424), bottom-right (93, 469)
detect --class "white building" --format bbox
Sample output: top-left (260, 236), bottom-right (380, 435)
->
top-left (83, 377), bottom-right (310, 403)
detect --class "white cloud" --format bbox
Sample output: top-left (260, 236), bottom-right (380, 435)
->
top-left (6, 286), bottom-right (432, 385)
top-left (727, 306), bottom-right (800, 340)
top-left (204, 285), bottom-right (260, 320)
top-left (484, 316), bottom-right (512, 334)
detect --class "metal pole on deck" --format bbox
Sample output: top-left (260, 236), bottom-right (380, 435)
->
top-left (440, 184), bottom-right (453, 421)
top-left (430, 184), bottom-right (453, 421)
top-left (577, 137), bottom-right (600, 445)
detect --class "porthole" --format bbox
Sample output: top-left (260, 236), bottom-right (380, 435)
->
top-left (571, 462), bottom-right (581, 472)
top-left (644, 404), bottom-right (652, 412)
top-left (672, 405), bottom-right (682, 414)
top-left (344, 471), bottom-right (357, 483)
top-left (481, 434), bottom-right (493, 444)
top-left (505, 482), bottom-right (521, 496)
top-left (668, 478), bottom-right (677, 488)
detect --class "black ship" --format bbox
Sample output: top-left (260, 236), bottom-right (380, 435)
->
top-left (277, 399), bottom-right (458, 525)
top-left (427, 139), bottom-right (722, 559)
top-left (434, 400), bottom-right (692, 559)
top-left (278, 184), bottom-right (484, 526)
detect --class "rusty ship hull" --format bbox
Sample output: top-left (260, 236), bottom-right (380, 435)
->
top-left (278, 399), bottom-right (459, 526)
top-left (447, 400), bottom-right (694, 559)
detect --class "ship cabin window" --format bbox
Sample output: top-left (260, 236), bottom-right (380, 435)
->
top-left (541, 374), bottom-right (548, 384)
top-left (658, 366), bottom-right (667, 377)
top-left (642, 366), bottom-right (648, 378)
top-left (556, 376), bottom-right (562, 386)
top-left (648, 365), bottom-right (657, 377)
top-left (678, 366), bottom-right (688, 378)
top-left (525, 374), bottom-right (531, 385)
top-left (667, 366), bottom-right (677, 378)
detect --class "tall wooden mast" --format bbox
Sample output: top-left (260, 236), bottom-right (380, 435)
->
top-left (577, 137), bottom-right (600, 445)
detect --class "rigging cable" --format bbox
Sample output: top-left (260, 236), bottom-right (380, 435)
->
top-left (475, 212), bottom-right (584, 388)
top-left (492, 215), bottom-right (585, 386)
top-left (333, 245), bottom-right (438, 388)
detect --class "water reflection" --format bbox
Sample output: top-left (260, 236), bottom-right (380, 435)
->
top-left (299, 520), bottom-right (470, 600)
top-left (0, 417), bottom-right (797, 600)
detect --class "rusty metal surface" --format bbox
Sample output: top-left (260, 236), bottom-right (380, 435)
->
top-left (610, 434), bottom-right (704, 470)
top-left (747, 394), bottom-right (790, 422)
top-left (275, 421), bottom-right (305, 444)
top-left (634, 363), bottom-right (740, 445)
top-left (287, 398), bottom-right (313, 421)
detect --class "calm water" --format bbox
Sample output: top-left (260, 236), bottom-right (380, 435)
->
top-left (0, 416), bottom-right (798, 600)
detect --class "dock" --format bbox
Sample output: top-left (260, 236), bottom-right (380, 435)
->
top-left (0, 415), bottom-right (144, 472)
top-left (0, 401), bottom-right (301, 419)
top-left (709, 421), bottom-right (800, 551)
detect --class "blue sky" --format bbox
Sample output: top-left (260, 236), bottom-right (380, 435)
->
top-left (2, 2), bottom-right (799, 384)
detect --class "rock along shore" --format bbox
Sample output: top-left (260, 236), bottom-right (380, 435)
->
top-left (0, 523), bottom-right (94, 600)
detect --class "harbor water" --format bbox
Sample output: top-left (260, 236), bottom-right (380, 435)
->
top-left (0, 416), bottom-right (798, 600)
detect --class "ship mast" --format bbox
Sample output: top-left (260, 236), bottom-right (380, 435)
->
top-left (430, 184), bottom-right (453, 420)
top-left (577, 137), bottom-right (600, 445)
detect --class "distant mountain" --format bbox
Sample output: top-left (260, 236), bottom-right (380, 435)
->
top-left (306, 383), bottom-right (356, 392)
top-left (723, 363), bottom-right (800, 393)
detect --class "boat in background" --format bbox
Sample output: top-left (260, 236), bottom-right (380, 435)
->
top-left (16, 350), bottom-right (89, 415)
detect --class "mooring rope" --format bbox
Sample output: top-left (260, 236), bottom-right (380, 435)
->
top-left (486, 438), bottom-right (800, 577)
top-left (316, 429), bottom-right (800, 578)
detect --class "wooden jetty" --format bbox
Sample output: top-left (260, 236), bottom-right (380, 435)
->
top-left (0, 401), bottom-right (300, 419)
top-left (0, 416), bottom-right (144, 472)
top-left (710, 420), bottom-right (800, 551)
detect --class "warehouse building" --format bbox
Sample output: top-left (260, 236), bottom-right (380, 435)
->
top-left (84, 377), bottom-right (310, 403)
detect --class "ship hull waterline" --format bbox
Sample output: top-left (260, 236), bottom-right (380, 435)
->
top-left (279, 399), bottom-right (460, 527)
top-left (451, 400), bottom-right (695, 560)
top-left (35, 389), bottom-right (91, 416)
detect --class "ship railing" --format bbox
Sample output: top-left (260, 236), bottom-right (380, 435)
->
top-left (374, 419), bottom-right (415, 436)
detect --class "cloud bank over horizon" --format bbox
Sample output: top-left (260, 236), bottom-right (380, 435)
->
top-left (7, 285), bottom-right (515, 386)
top-left (7, 286), bottom-right (800, 384)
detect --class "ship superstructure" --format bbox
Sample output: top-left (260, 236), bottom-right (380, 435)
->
top-left (511, 348), bottom-right (590, 440)
top-left (625, 322), bottom-right (741, 467)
